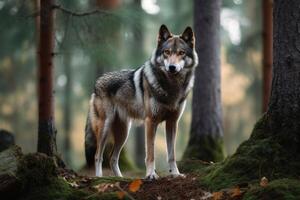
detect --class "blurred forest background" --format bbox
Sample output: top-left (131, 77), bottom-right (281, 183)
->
top-left (0, 0), bottom-right (262, 171)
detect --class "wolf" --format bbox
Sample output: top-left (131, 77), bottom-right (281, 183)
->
top-left (85, 24), bottom-right (198, 179)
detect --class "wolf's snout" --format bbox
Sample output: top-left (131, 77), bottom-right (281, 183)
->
top-left (168, 65), bottom-right (177, 73)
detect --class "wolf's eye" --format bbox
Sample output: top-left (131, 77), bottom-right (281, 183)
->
top-left (164, 49), bottom-right (171, 56)
top-left (178, 50), bottom-right (185, 56)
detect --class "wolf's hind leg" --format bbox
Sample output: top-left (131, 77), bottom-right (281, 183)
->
top-left (110, 114), bottom-right (131, 177)
top-left (94, 115), bottom-right (113, 177)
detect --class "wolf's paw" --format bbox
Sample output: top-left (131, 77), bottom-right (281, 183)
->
top-left (145, 172), bottom-right (159, 180)
top-left (170, 173), bottom-right (186, 178)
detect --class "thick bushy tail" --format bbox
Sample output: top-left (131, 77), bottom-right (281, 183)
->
top-left (85, 113), bottom-right (97, 167)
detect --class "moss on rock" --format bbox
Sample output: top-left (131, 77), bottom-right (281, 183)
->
top-left (18, 177), bottom-right (85, 200)
top-left (0, 145), bottom-right (22, 176)
top-left (17, 153), bottom-right (58, 189)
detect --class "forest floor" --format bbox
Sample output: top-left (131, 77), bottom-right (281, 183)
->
top-left (59, 165), bottom-right (244, 200)
top-left (1, 145), bottom-right (300, 200)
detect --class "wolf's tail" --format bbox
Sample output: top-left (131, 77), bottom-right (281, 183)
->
top-left (85, 112), bottom-right (97, 167)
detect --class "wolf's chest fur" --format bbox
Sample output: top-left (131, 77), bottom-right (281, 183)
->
top-left (94, 62), bottom-right (194, 122)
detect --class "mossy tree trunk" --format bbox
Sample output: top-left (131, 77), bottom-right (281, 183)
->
top-left (37, 0), bottom-right (57, 156)
top-left (183, 0), bottom-right (224, 162)
top-left (268, 0), bottom-right (300, 139)
top-left (201, 0), bottom-right (300, 190)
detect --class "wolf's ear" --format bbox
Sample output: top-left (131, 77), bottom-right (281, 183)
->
top-left (158, 24), bottom-right (172, 46)
top-left (180, 26), bottom-right (195, 48)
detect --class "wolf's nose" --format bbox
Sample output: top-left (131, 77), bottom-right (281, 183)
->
top-left (169, 65), bottom-right (177, 73)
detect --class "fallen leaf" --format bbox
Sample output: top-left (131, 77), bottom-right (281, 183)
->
top-left (129, 179), bottom-right (143, 192)
top-left (260, 177), bottom-right (268, 187)
top-left (117, 191), bottom-right (126, 199)
top-left (212, 191), bottom-right (224, 200)
top-left (229, 187), bottom-right (242, 198)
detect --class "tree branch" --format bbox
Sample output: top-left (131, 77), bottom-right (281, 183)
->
top-left (52, 4), bottom-right (110, 17)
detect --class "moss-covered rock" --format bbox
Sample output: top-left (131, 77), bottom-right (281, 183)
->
top-left (0, 145), bottom-right (22, 176)
top-left (17, 153), bottom-right (58, 189)
top-left (200, 115), bottom-right (300, 190)
top-left (18, 177), bottom-right (85, 200)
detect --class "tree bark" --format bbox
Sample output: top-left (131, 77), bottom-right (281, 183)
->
top-left (37, 0), bottom-right (57, 156)
top-left (262, 0), bottom-right (273, 112)
top-left (183, 0), bottom-right (224, 162)
top-left (268, 0), bottom-right (300, 134)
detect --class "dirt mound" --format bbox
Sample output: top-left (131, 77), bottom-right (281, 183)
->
top-left (129, 175), bottom-right (209, 200)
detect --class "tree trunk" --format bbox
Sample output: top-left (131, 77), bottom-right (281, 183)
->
top-left (183, 0), bottom-right (224, 162)
top-left (63, 51), bottom-right (72, 165)
top-left (200, 0), bottom-right (300, 190)
top-left (131, 0), bottom-right (146, 168)
top-left (268, 0), bottom-right (300, 131)
top-left (262, 0), bottom-right (273, 112)
top-left (37, 0), bottom-right (57, 156)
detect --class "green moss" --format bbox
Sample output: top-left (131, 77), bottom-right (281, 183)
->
top-left (17, 153), bottom-right (58, 189)
top-left (183, 135), bottom-right (224, 162)
top-left (244, 179), bottom-right (300, 200)
top-left (178, 159), bottom-right (213, 175)
top-left (200, 115), bottom-right (300, 190)
top-left (19, 177), bottom-right (85, 200)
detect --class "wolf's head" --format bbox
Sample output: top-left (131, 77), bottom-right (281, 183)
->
top-left (151, 25), bottom-right (198, 74)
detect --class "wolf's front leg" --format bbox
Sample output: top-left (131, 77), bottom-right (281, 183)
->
top-left (166, 119), bottom-right (184, 177)
top-left (145, 118), bottom-right (159, 180)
